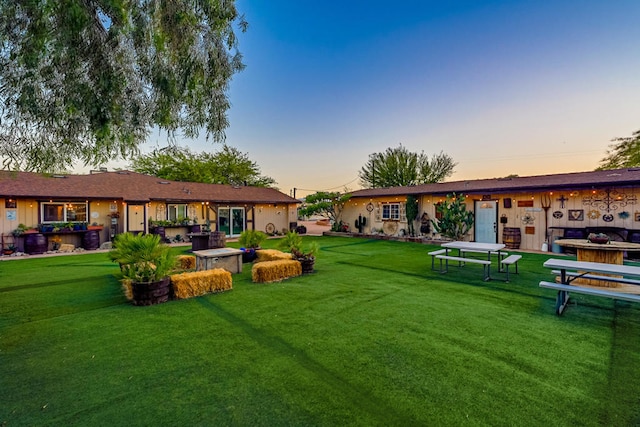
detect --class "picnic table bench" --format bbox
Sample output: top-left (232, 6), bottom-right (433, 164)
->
top-left (429, 241), bottom-right (521, 282)
top-left (540, 258), bottom-right (640, 315)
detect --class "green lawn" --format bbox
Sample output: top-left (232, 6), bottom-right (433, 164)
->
top-left (1, 237), bottom-right (639, 426)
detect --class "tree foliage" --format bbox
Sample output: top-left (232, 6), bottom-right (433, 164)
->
top-left (432, 193), bottom-right (474, 241)
top-left (298, 191), bottom-right (352, 229)
top-left (597, 129), bottom-right (640, 170)
top-left (0, 0), bottom-right (246, 172)
top-left (129, 145), bottom-right (276, 187)
top-left (359, 145), bottom-right (456, 188)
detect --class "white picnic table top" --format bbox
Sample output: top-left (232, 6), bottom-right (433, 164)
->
top-left (441, 241), bottom-right (505, 252)
top-left (543, 258), bottom-right (640, 277)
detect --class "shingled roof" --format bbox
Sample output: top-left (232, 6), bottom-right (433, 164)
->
top-left (350, 168), bottom-right (640, 198)
top-left (0, 170), bottom-right (298, 204)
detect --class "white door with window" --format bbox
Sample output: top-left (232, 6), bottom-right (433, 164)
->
top-left (474, 200), bottom-right (498, 243)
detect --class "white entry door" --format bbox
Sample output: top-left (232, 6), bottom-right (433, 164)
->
top-left (474, 200), bottom-right (498, 243)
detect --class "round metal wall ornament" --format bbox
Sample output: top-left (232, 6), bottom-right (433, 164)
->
top-left (602, 214), bottom-right (614, 222)
top-left (552, 210), bottom-right (563, 219)
top-left (366, 202), bottom-right (374, 212)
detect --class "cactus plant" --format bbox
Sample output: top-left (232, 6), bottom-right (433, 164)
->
top-left (355, 214), bottom-right (367, 233)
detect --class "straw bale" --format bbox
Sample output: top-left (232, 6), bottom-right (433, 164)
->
top-left (59, 243), bottom-right (75, 252)
top-left (176, 255), bottom-right (196, 270)
top-left (122, 279), bottom-right (133, 300)
top-left (170, 268), bottom-right (232, 299)
top-left (252, 260), bottom-right (302, 283)
top-left (255, 249), bottom-right (293, 263)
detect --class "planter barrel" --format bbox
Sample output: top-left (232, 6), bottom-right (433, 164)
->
top-left (502, 227), bottom-right (522, 249)
top-left (299, 257), bottom-right (315, 274)
top-left (151, 226), bottom-right (166, 241)
top-left (209, 231), bottom-right (226, 249)
top-left (81, 230), bottom-right (101, 250)
top-left (25, 233), bottom-right (48, 254)
top-left (131, 277), bottom-right (172, 306)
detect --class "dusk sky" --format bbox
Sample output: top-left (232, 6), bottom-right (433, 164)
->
top-left (129, 1), bottom-right (640, 198)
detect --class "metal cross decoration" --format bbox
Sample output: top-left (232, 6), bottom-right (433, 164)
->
top-left (556, 195), bottom-right (568, 209)
top-left (582, 189), bottom-right (637, 213)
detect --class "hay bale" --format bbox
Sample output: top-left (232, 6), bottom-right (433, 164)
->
top-left (122, 279), bottom-right (133, 300)
top-left (255, 249), bottom-right (293, 263)
top-left (251, 259), bottom-right (302, 283)
top-left (170, 268), bottom-right (232, 299)
top-left (176, 255), bottom-right (196, 270)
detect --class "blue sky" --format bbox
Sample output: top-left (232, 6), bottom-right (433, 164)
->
top-left (135, 1), bottom-right (640, 198)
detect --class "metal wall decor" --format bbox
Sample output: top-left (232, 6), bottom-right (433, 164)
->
top-left (556, 195), bottom-right (568, 208)
top-left (568, 209), bottom-right (584, 221)
top-left (587, 210), bottom-right (599, 220)
top-left (582, 189), bottom-right (637, 213)
top-left (521, 212), bottom-right (535, 224)
top-left (552, 211), bottom-right (563, 219)
top-left (602, 214), bottom-right (614, 222)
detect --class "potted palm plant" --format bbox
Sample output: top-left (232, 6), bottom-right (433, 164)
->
top-left (108, 233), bottom-right (177, 306)
top-left (238, 229), bottom-right (267, 262)
top-left (279, 231), bottom-right (319, 274)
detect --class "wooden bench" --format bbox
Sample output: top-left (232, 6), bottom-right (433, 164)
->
top-left (435, 254), bottom-right (492, 281)
top-left (500, 254), bottom-right (522, 282)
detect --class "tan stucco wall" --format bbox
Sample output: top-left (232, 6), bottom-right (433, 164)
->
top-left (343, 187), bottom-right (640, 252)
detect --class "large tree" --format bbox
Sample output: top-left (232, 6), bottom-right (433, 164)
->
top-left (130, 145), bottom-right (276, 187)
top-left (597, 129), bottom-right (640, 170)
top-left (359, 145), bottom-right (456, 188)
top-left (0, 0), bottom-right (246, 172)
top-left (298, 191), bottom-right (352, 231)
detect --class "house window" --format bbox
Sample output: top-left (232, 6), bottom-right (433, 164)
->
top-left (41, 202), bottom-right (88, 223)
top-left (167, 204), bottom-right (188, 222)
top-left (382, 203), bottom-right (400, 220)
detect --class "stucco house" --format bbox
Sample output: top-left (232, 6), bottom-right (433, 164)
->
top-left (0, 170), bottom-right (299, 253)
top-left (341, 168), bottom-right (640, 253)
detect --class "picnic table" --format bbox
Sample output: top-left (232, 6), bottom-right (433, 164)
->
top-left (540, 258), bottom-right (640, 315)
top-left (430, 241), bottom-right (521, 281)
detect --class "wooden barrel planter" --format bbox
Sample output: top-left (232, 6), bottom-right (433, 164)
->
top-left (151, 226), bottom-right (166, 241)
top-left (209, 231), bottom-right (226, 248)
top-left (81, 230), bottom-right (101, 250)
top-left (299, 257), bottom-right (315, 274)
top-left (25, 233), bottom-right (47, 254)
top-left (131, 277), bottom-right (172, 306)
top-left (502, 227), bottom-right (522, 249)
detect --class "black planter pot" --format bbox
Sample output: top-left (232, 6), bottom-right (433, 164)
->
top-left (131, 277), bottom-right (172, 306)
top-left (299, 257), bottom-right (315, 274)
top-left (242, 248), bottom-right (258, 263)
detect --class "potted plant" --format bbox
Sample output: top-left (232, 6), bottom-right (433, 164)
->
top-left (279, 231), bottom-right (319, 274)
top-left (108, 233), bottom-right (177, 306)
top-left (3, 244), bottom-right (16, 255)
top-left (238, 229), bottom-right (267, 262)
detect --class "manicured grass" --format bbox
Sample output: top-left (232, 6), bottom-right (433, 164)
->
top-left (1, 237), bottom-right (639, 426)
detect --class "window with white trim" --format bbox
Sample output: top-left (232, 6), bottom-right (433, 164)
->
top-left (382, 203), bottom-right (400, 220)
top-left (41, 202), bottom-right (88, 222)
top-left (167, 204), bottom-right (188, 221)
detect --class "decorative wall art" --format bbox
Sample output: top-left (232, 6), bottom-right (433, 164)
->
top-left (517, 200), bottom-right (534, 208)
top-left (602, 214), bottom-right (614, 222)
top-left (521, 212), bottom-right (535, 224)
top-left (5, 199), bottom-right (16, 209)
top-left (582, 189), bottom-right (637, 213)
top-left (618, 211), bottom-right (630, 219)
top-left (552, 211), bottom-right (563, 219)
top-left (636, 212), bottom-right (640, 222)
top-left (503, 198), bottom-right (512, 208)
top-left (568, 210), bottom-right (584, 221)
top-left (556, 195), bottom-right (568, 208)
top-left (587, 210), bottom-right (599, 220)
